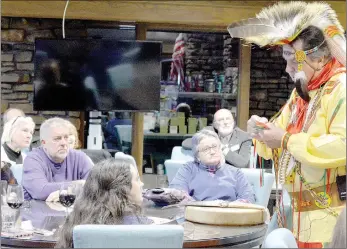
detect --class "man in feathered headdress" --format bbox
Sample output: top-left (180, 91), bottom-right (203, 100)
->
top-left (228, 1), bottom-right (346, 247)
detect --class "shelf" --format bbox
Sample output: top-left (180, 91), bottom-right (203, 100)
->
top-left (144, 132), bottom-right (193, 140)
top-left (177, 92), bottom-right (236, 100)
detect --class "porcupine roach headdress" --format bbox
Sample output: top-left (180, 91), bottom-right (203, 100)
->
top-left (227, 2), bottom-right (346, 228)
top-left (227, 1), bottom-right (346, 70)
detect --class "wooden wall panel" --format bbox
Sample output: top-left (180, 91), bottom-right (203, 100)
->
top-left (2, 1), bottom-right (345, 29)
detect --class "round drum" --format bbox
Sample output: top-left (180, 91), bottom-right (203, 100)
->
top-left (185, 202), bottom-right (268, 226)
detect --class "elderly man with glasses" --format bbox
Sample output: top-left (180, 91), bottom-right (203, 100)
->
top-left (170, 129), bottom-right (255, 203)
top-left (22, 117), bottom-right (93, 201)
top-left (182, 109), bottom-right (252, 168)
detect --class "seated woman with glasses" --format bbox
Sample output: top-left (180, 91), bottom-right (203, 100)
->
top-left (55, 157), bottom-right (153, 248)
top-left (170, 129), bottom-right (255, 203)
top-left (1, 116), bottom-right (35, 183)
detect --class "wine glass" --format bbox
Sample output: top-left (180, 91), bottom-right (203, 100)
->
top-left (1, 180), bottom-right (8, 206)
top-left (6, 184), bottom-right (24, 209)
top-left (59, 183), bottom-right (76, 216)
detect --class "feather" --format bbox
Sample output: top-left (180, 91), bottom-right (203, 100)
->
top-left (226, 1), bottom-right (345, 49)
top-left (227, 18), bottom-right (282, 38)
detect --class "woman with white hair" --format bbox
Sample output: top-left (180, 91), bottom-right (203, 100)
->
top-left (1, 116), bottom-right (35, 164)
top-left (169, 129), bottom-right (255, 203)
top-left (1, 116), bottom-right (35, 183)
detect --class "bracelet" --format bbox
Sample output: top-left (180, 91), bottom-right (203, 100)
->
top-left (281, 132), bottom-right (292, 150)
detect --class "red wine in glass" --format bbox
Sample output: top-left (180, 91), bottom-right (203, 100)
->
top-left (6, 184), bottom-right (24, 210)
top-left (59, 194), bottom-right (76, 207)
top-left (7, 202), bottom-right (23, 209)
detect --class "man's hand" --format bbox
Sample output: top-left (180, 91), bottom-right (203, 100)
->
top-left (258, 123), bottom-right (286, 149)
top-left (247, 115), bottom-right (269, 139)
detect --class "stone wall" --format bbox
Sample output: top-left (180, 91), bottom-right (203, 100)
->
top-left (1, 17), bottom-right (95, 137)
top-left (223, 35), bottom-right (239, 96)
top-left (184, 33), bottom-right (224, 79)
top-left (249, 46), bottom-right (294, 119)
top-left (1, 17), bottom-right (293, 136)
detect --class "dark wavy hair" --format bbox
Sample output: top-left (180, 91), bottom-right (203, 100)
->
top-left (55, 158), bottom-right (142, 248)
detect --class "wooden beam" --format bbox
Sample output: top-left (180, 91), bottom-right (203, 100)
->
top-left (2, 1), bottom-right (345, 28)
top-left (236, 40), bottom-right (251, 131)
top-left (131, 23), bottom-right (146, 176)
top-left (146, 23), bottom-right (226, 33)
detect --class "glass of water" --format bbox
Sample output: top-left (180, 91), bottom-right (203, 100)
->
top-left (0, 180), bottom-right (8, 206)
top-left (1, 205), bottom-right (18, 231)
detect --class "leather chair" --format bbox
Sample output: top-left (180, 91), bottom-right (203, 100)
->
top-left (262, 228), bottom-right (298, 248)
top-left (170, 146), bottom-right (194, 161)
top-left (81, 149), bottom-right (112, 164)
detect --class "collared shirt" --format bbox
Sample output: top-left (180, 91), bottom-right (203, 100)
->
top-left (220, 134), bottom-right (232, 145)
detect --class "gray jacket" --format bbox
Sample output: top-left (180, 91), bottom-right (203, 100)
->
top-left (182, 126), bottom-right (252, 168)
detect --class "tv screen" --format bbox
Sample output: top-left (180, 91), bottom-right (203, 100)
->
top-left (34, 39), bottom-right (162, 111)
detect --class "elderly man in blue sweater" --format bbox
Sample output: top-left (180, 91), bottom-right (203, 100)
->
top-left (22, 118), bottom-right (93, 201)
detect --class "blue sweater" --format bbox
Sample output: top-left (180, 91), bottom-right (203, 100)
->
top-left (169, 162), bottom-right (255, 203)
top-left (22, 147), bottom-right (93, 200)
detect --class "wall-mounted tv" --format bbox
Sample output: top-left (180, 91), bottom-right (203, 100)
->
top-left (34, 39), bottom-right (162, 111)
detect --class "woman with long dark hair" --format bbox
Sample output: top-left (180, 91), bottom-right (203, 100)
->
top-left (55, 158), bottom-right (152, 248)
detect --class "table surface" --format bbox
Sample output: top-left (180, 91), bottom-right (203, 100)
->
top-left (1, 200), bottom-right (267, 248)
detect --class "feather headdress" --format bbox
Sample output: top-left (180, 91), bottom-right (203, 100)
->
top-left (227, 1), bottom-right (346, 66)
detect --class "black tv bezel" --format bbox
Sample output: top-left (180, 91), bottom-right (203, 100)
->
top-left (33, 38), bottom-right (163, 113)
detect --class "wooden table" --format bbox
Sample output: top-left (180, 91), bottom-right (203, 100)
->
top-left (1, 200), bottom-right (267, 248)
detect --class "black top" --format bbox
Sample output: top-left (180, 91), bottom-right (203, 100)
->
top-left (3, 143), bottom-right (23, 164)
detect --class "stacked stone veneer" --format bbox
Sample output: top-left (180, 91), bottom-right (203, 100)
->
top-left (223, 35), bottom-right (239, 97)
top-left (184, 33), bottom-right (224, 79)
top-left (183, 34), bottom-right (293, 119)
top-left (1, 17), bottom-right (294, 137)
top-left (1, 17), bottom-right (95, 136)
top-left (249, 45), bottom-right (294, 119)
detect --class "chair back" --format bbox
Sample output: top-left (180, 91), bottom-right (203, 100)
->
top-left (170, 146), bottom-right (194, 161)
top-left (10, 164), bottom-right (23, 184)
top-left (165, 160), bottom-right (274, 208)
top-left (81, 149), bottom-right (112, 164)
top-left (266, 189), bottom-right (292, 235)
top-left (165, 160), bottom-right (187, 184)
top-left (262, 228), bottom-right (298, 248)
top-left (73, 224), bottom-right (184, 248)
top-left (115, 125), bottom-right (132, 153)
top-left (240, 168), bottom-right (274, 207)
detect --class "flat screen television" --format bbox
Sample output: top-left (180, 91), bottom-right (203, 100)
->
top-left (34, 39), bottom-right (162, 111)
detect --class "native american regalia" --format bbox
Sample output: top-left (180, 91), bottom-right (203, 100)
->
top-left (227, 2), bottom-right (346, 247)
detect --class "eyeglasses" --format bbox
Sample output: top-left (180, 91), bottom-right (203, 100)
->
top-left (198, 144), bottom-right (219, 153)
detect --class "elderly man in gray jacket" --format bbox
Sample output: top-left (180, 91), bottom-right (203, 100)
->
top-left (182, 109), bottom-right (252, 168)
